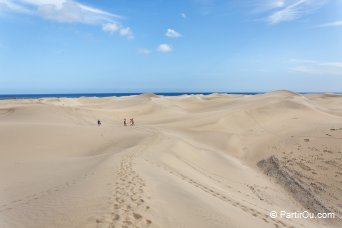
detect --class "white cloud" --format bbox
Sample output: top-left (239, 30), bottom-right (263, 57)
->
top-left (102, 22), bottom-right (120, 33)
top-left (157, 44), bottom-right (173, 53)
top-left (290, 59), bottom-right (342, 76)
top-left (102, 23), bottom-right (134, 39)
top-left (138, 48), bottom-right (151, 54)
top-left (119, 27), bottom-right (134, 39)
top-left (181, 13), bottom-right (187, 19)
top-left (165, 28), bottom-right (182, 38)
top-left (315, 20), bottom-right (342, 28)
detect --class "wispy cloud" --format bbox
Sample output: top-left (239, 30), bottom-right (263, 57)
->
top-left (251, 0), bottom-right (329, 25)
top-left (0, 0), bottom-right (120, 23)
top-left (37, 3), bottom-right (115, 24)
top-left (290, 66), bottom-right (321, 74)
top-left (314, 20), bottom-right (342, 28)
top-left (0, 0), bottom-right (133, 39)
top-left (0, 0), bottom-right (33, 14)
top-left (181, 13), bottom-right (187, 19)
top-left (290, 59), bottom-right (342, 67)
top-left (157, 44), bottom-right (173, 53)
top-left (320, 62), bottom-right (342, 68)
top-left (268, 0), bottom-right (328, 25)
top-left (251, 0), bottom-right (286, 14)
top-left (165, 29), bottom-right (182, 38)
top-left (289, 59), bottom-right (318, 64)
top-left (290, 59), bottom-right (342, 76)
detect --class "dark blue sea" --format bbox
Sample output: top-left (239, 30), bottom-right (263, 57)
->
top-left (0, 92), bottom-right (262, 100)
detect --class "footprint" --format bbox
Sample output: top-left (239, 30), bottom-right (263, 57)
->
top-left (112, 214), bottom-right (120, 221)
top-left (123, 220), bottom-right (133, 226)
top-left (133, 213), bottom-right (142, 220)
top-left (96, 218), bottom-right (103, 224)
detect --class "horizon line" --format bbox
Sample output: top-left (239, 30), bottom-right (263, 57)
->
top-left (1, 91), bottom-right (342, 96)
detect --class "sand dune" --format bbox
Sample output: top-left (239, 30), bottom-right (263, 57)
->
top-left (0, 91), bottom-right (341, 228)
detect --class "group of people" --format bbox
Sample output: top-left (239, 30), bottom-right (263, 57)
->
top-left (96, 118), bottom-right (135, 127)
top-left (124, 118), bottom-right (135, 126)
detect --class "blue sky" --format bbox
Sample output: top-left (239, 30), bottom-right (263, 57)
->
top-left (0, 0), bottom-right (342, 93)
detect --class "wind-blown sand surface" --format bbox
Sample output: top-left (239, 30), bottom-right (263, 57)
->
top-left (0, 91), bottom-right (341, 228)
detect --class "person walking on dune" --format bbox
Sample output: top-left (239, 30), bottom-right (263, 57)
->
top-left (130, 118), bottom-right (135, 126)
top-left (97, 120), bottom-right (101, 127)
top-left (124, 118), bottom-right (127, 126)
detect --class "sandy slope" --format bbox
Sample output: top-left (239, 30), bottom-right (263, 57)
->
top-left (0, 91), bottom-right (341, 228)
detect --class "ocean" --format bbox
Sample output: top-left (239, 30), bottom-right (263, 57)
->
top-left (0, 92), bottom-right (262, 100)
